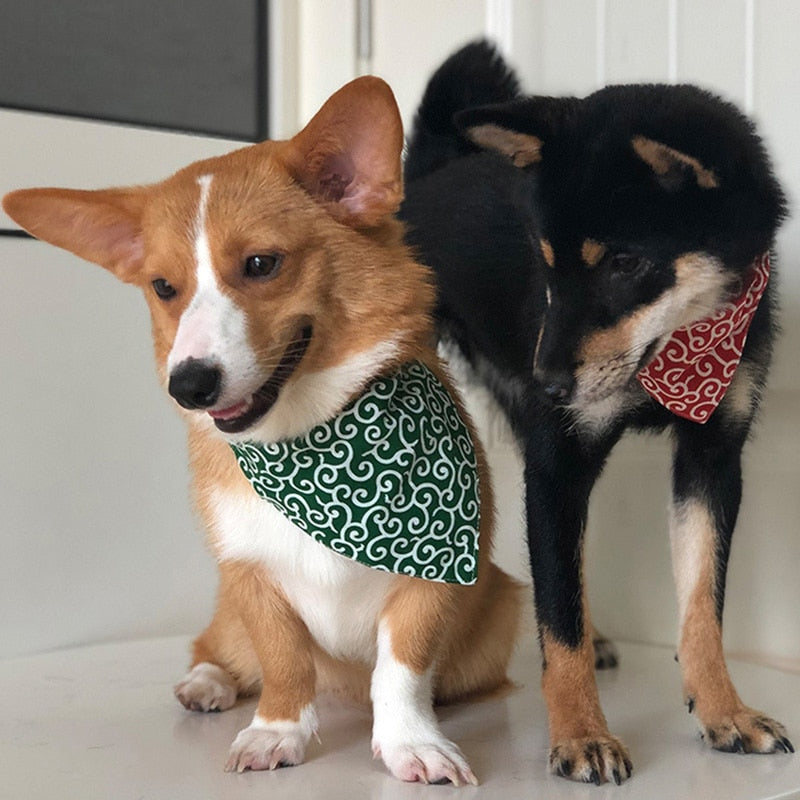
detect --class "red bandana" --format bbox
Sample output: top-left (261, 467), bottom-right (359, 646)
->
top-left (636, 253), bottom-right (770, 424)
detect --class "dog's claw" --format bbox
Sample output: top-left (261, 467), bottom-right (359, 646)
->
top-left (549, 736), bottom-right (632, 785)
top-left (698, 707), bottom-right (791, 755)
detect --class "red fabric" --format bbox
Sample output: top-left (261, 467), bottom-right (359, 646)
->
top-left (636, 253), bottom-right (770, 424)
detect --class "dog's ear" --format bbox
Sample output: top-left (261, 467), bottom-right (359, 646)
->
top-left (455, 96), bottom-right (577, 167)
top-left (280, 76), bottom-right (404, 227)
top-left (632, 136), bottom-right (719, 191)
top-left (2, 187), bottom-right (145, 282)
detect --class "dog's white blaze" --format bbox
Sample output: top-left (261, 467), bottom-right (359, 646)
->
top-left (167, 175), bottom-right (257, 402)
top-left (669, 497), bottom-right (716, 625)
top-left (211, 487), bottom-right (392, 662)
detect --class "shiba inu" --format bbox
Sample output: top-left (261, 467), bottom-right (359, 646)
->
top-left (400, 41), bottom-right (792, 785)
top-left (3, 76), bottom-right (522, 786)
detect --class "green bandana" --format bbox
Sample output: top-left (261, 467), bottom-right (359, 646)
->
top-left (230, 361), bottom-right (480, 584)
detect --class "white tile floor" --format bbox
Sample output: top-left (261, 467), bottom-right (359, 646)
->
top-left (2, 633), bottom-right (799, 800)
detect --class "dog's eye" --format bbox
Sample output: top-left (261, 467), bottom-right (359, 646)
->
top-left (611, 254), bottom-right (645, 275)
top-left (152, 278), bottom-right (177, 300)
top-left (244, 253), bottom-right (283, 281)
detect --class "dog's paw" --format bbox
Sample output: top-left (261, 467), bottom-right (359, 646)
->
top-left (373, 737), bottom-right (478, 786)
top-left (692, 703), bottom-right (794, 754)
top-left (224, 717), bottom-right (313, 773)
top-left (174, 662), bottom-right (237, 712)
top-left (549, 736), bottom-right (633, 785)
top-left (592, 635), bottom-right (619, 670)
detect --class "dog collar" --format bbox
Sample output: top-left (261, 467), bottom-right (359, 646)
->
top-left (637, 253), bottom-right (770, 423)
top-left (230, 361), bottom-right (480, 584)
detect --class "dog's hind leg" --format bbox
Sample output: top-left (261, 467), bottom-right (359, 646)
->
top-left (175, 571), bottom-right (260, 713)
top-left (671, 395), bottom-right (793, 755)
top-left (525, 424), bottom-right (633, 785)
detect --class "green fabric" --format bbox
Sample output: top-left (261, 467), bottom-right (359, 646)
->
top-left (230, 361), bottom-right (480, 584)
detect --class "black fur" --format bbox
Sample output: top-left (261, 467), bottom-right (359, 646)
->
top-left (399, 40), bottom-right (789, 778)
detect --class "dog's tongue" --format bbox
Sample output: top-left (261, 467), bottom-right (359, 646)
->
top-left (208, 400), bottom-right (250, 422)
top-left (636, 253), bottom-right (770, 424)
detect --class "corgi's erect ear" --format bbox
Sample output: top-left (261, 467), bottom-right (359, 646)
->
top-left (2, 187), bottom-right (145, 282)
top-left (632, 136), bottom-right (719, 191)
top-left (455, 96), bottom-right (578, 167)
top-left (281, 76), bottom-right (404, 227)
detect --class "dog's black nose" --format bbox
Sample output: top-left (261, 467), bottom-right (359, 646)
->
top-left (536, 370), bottom-right (574, 404)
top-left (169, 359), bottom-right (222, 410)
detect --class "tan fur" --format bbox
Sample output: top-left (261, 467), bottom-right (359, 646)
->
top-left (632, 136), bottom-right (719, 189)
top-left (539, 238), bottom-right (555, 268)
top-left (670, 498), bottom-right (787, 752)
top-left (467, 124), bottom-right (542, 167)
top-left (581, 239), bottom-right (606, 267)
top-left (3, 77), bottom-right (522, 776)
top-left (188, 350), bottom-right (522, 709)
top-left (541, 632), bottom-right (609, 742)
top-left (573, 250), bottom-right (732, 410)
top-left (542, 593), bottom-right (631, 784)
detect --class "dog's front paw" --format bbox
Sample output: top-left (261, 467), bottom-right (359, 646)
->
top-left (549, 736), bottom-right (633, 785)
top-left (174, 662), bottom-right (237, 712)
top-left (373, 737), bottom-right (478, 787)
top-left (692, 702), bottom-right (794, 754)
top-left (225, 716), bottom-right (314, 773)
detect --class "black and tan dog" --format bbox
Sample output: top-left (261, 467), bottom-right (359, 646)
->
top-left (400, 41), bottom-right (793, 785)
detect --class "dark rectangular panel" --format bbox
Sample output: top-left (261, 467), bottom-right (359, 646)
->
top-left (0, 0), bottom-right (267, 140)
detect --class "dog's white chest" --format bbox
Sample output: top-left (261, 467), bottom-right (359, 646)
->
top-left (210, 488), bottom-right (393, 662)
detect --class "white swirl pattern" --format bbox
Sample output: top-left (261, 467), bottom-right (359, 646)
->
top-left (637, 253), bottom-right (770, 423)
top-left (231, 362), bottom-right (480, 584)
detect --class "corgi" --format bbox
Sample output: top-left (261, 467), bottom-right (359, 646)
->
top-left (3, 76), bottom-right (522, 786)
top-left (399, 41), bottom-right (792, 785)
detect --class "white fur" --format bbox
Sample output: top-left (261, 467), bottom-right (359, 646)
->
top-left (669, 497), bottom-right (716, 625)
top-left (568, 252), bottom-right (731, 432)
top-left (167, 174), bottom-right (261, 408)
top-left (174, 661), bottom-right (237, 712)
top-left (211, 488), bottom-right (393, 663)
top-left (720, 360), bottom-right (758, 422)
top-left (226, 706), bottom-right (319, 772)
top-left (371, 621), bottom-right (477, 785)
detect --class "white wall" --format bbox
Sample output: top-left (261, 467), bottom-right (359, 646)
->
top-left (0, 117), bottom-right (242, 657)
top-left (1, 0), bottom-right (798, 667)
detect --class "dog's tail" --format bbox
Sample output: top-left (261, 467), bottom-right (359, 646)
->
top-left (404, 40), bottom-right (521, 183)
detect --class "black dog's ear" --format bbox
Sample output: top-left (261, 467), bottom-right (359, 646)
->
top-left (632, 136), bottom-right (719, 191)
top-left (455, 96), bottom-right (577, 167)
